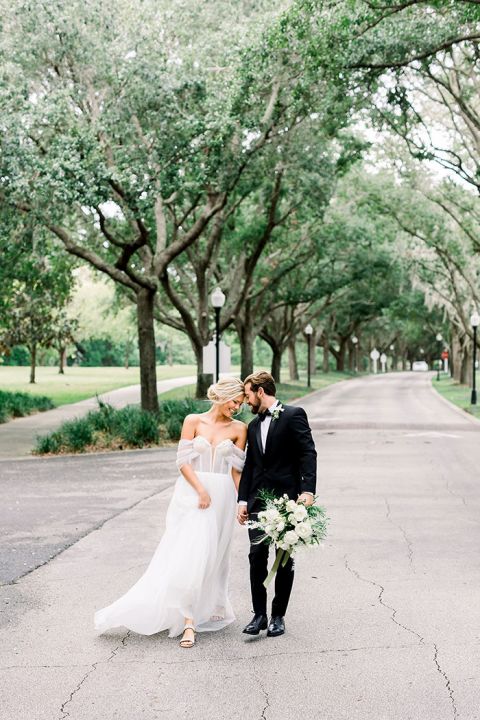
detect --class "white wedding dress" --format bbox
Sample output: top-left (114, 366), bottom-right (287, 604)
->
top-left (94, 436), bottom-right (245, 638)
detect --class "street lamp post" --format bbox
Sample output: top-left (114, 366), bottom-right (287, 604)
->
top-left (352, 335), bottom-right (358, 373)
top-left (305, 324), bottom-right (313, 388)
top-left (210, 287), bottom-right (226, 382)
top-left (471, 312), bottom-right (480, 405)
top-left (436, 333), bottom-right (443, 382)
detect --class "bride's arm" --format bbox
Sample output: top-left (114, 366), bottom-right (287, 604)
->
top-left (177, 415), bottom-right (211, 510)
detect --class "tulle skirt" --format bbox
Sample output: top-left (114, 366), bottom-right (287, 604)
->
top-left (94, 471), bottom-right (237, 638)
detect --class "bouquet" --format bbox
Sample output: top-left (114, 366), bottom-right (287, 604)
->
top-left (247, 491), bottom-right (328, 587)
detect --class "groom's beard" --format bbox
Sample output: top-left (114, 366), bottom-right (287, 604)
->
top-left (249, 399), bottom-right (261, 415)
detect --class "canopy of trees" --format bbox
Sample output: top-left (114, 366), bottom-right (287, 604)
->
top-left (2, 0), bottom-right (480, 400)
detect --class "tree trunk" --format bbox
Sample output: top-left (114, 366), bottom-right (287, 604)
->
top-left (238, 323), bottom-right (255, 379)
top-left (29, 344), bottom-right (37, 384)
top-left (460, 342), bottom-right (471, 385)
top-left (451, 329), bottom-right (461, 382)
top-left (322, 332), bottom-right (329, 373)
top-left (136, 288), bottom-right (159, 412)
top-left (271, 345), bottom-right (282, 383)
top-left (309, 337), bottom-right (316, 378)
top-left (288, 341), bottom-right (299, 381)
top-left (58, 346), bottom-right (66, 374)
top-left (336, 339), bottom-right (347, 372)
top-left (193, 344), bottom-right (213, 398)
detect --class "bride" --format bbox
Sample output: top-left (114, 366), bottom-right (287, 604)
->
top-left (94, 377), bottom-right (247, 648)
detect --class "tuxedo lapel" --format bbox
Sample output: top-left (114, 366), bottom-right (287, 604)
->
top-left (254, 416), bottom-right (264, 455)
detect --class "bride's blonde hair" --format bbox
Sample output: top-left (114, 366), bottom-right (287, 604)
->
top-left (207, 377), bottom-right (245, 404)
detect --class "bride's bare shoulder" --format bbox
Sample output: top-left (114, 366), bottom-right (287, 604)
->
top-left (232, 418), bottom-right (248, 438)
top-left (181, 413), bottom-right (201, 439)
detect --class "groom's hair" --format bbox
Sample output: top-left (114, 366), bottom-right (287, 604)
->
top-left (244, 370), bottom-right (276, 397)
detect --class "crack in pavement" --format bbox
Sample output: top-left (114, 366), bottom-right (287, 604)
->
top-left (434, 644), bottom-right (458, 720)
top-left (2, 642), bottom-right (420, 670)
top-left (345, 555), bottom-right (458, 720)
top-left (344, 555), bottom-right (424, 643)
top-left (253, 661), bottom-right (270, 720)
top-left (384, 498), bottom-right (415, 571)
top-left (58, 631), bottom-right (130, 719)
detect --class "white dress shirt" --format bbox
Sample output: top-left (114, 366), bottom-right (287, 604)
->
top-left (260, 400), bottom-right (279, 452)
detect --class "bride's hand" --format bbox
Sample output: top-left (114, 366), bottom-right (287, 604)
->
top-left (198, 489), bottom-right (211, 510)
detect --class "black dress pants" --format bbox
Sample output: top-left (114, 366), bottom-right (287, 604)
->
top-left (248, 523), bottom-right (294, 617)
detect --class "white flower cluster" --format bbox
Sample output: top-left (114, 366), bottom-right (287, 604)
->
top-left (250, 493), bottom-right (327, 556)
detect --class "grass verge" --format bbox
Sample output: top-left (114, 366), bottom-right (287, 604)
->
top-left (431, 375), bottom-right (480, 420)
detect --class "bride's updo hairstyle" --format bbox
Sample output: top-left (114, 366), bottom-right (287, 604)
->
top-left (207, 377), bottom-right (245, 405)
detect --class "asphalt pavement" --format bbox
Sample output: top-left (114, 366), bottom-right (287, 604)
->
top-left (1, 372), bottom-right (480, 720)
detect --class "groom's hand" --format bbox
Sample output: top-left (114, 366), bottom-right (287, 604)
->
top-left (237, 505), bottom-right (248, 525)
top-left (298, 493), bottom-right (314, 507)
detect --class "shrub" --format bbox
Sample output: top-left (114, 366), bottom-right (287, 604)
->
top-left (34, 394), bottom-right (246, 454)
top-left (0, 390), bottom-right (55, 423)
top-left (158, 398), bottom-right (208, 440)
top-left (35, 432), bottom-right (63, 454)
top-left (115, 406), bottom-right (159, 446)
top-left (60, 417), bottom-right (94, 452)
top-left (87, 400), bottom-right (116, 433)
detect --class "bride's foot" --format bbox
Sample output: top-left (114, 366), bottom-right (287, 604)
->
top-left (179, 624), bottom-right (196, 648)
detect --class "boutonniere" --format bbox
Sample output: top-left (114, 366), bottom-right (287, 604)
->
top-left (271, 404), bottom-right (284, 421)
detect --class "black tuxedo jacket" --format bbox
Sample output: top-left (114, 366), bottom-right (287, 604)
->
top-left (238, 403), bottom-right (317, 512)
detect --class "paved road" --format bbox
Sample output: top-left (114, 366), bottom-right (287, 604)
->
top-left (0, 375), bottom-right (196, 459)
top-left (1, 372), bottom-right (480, 720)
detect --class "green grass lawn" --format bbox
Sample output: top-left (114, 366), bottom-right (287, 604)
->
top-left (431, 374), bottom-right (480, 420)
top-left (0, 365), bottom-right (197, 406)
top-left (0, 365), bottom-right (352, 409)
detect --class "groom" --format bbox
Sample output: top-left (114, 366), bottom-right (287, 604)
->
top-left (237, 370), bottom-right (317, 637)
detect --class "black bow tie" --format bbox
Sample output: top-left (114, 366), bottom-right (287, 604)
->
top-left (258, 410), bottom-right (271, 422)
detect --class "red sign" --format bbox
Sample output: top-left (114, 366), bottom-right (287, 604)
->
top-left (441, 350), bottom-right (449, 360)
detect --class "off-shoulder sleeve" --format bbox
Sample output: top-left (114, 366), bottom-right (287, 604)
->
top-left (230, 444), bottom-right (246, 471)
top-left (176, 439), bottom-right (199, 470)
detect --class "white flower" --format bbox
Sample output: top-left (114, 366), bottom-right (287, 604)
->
top-left (271, 405), bottom-right (285, 421)
top-left (275, 520), bottom-right (285, 532)
top-left (287, 513), bottom-right (298, 525)
top-left (265, 508), bottom-right (281, 523)
top-left (293, 505), bottom-right (308, 522)
top-left (286, 500), bottom-right (297, 512)
top-left (295, 522), bottom-right (313, 539)
top-left (258, 511), bottom-right (267, 522)
top-left (284, 530), bottom-right (299, 546)
top-left (283, 494), bottom-right (289, 500)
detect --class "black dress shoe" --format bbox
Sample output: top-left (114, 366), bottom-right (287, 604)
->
top-left (267, 616), bottom-right (285, 637)
top-left (243, 614), bottom-right (268, 635)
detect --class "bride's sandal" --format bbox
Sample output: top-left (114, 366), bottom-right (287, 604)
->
top-left (179, 624), bottom-right (196, 648)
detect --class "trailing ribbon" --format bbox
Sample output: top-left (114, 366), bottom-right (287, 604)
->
top-left (263, 547), bottom-right (291, 587)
